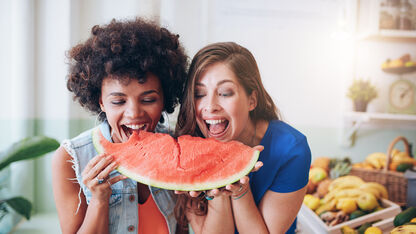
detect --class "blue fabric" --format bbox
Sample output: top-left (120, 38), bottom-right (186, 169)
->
top-left (62, 121), bottom-right (177, 234)
top-left (247, 120), bottom-right (311, 234)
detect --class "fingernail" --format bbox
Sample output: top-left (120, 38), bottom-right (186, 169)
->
top-left (106, 155), bottom-right (113, 161)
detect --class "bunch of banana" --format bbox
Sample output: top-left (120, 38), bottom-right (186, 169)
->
top-left (322, 177), bottom-right (388, 204)
top-left (392, 150), bottom-right (416, 165)
top-left (328, 175), bottom-right (365, 192)
top-left (365, 152), bottom-right (386, 169)
top-left (333, 188), bottom-right (363, 199)
top-left (388, 149), bottom-right (416, 171)
top-left (321, 188), bottom-right (361, 205)
top-left (315, 198), bottom-right (337, 215)
top-left (359, 182), bottom-right (388, 199)
top-left (391, 223), bottom-right (416, 233)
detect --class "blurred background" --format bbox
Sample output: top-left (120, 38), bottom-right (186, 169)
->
top-left (0, 0), bottom-right (415, 233)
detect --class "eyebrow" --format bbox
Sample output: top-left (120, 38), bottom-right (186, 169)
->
top-left (107, 90), bottom-right (159, 97)
top-left (195, 79), bottom-right (235, 87)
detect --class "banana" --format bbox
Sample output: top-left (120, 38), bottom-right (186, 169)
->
top-left (363, 182), bottom-right (388, 199)
top-left (322, 188), bottom-right (341, 204)
top-left (328, 176), bottom-right (365, 192)
top-left (315, 198), bottom-right (337, 215)
top-left (391, 224), bottom-right (416, 233)
top-left (329, 180), bottom-right (360, 191)
top-left (393, 155), bottom-right (416, 165)
top-left (392, 151), bottom-right (411, 161)
top-left (334, 188), bottom-right (363, 199)
top-left (365, 152), bottom-right (386, 169)
top-left (358, 185), bottom-right (381, 199)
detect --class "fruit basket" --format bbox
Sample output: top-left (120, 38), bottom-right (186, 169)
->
top-left (382, 66), bottom-right (416, 75)
top-left (349, 136), bottom-right (413, 206)
top-left (297, 199), bottom-right (401, 234)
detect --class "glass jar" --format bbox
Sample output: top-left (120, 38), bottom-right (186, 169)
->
top-left (398, 0), bottom-right (412, 30)
top-left (380, 0), bottom-right (400, 29)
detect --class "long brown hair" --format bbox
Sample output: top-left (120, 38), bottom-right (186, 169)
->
top-left (174, 42), bottom-right (280, 229)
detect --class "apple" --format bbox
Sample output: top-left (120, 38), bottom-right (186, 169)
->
top-left (309, 167), bottom-right (327, 184)
top-left (357, 192), bottom-right (378, 211)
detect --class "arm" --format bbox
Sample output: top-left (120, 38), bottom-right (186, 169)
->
top-left (231, 186), bottom-right (306, 234)
top-left (232, 138), bottom-right (311, 233)
top-left (52, 146), bottom-right (123, 234)
top-left (186, 195), bottom-right (235, 234)
top-left (260, 187), bottom-right (306, 233)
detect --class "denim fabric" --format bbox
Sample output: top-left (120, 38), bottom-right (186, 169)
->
top-left (62, 121), bottom-right (177, 234)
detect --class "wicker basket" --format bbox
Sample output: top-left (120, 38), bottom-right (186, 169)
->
top-left (350, 136), bottom-right (411, 206)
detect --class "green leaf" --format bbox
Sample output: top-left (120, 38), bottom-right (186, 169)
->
top-left (0, 136), bottom-right (59, 171)
top-left (3, 197), bottom-right (32, 220)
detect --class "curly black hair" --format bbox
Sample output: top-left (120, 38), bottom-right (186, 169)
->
top-left (67, 18), bottom-right (188, 121)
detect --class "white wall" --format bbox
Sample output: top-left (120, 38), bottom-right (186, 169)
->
top-left (164, 0), bottom-right (355, 127)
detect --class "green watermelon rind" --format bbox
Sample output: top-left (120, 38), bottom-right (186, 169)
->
top-left (92, 127), bottom-right (260, 191)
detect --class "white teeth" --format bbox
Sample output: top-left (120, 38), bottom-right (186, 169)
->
top-left (125, 124), bottom-right (145, 130)
top-left (205, 119), bottom-right (226, 125)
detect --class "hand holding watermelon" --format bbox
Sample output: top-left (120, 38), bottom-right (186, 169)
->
top-left (175, 160), bottom-right (263, 199)
top-left (81, 153), bottom-right (127, 201)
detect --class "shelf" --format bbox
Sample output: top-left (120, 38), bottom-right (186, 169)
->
top-left (345, 111), bottom-right (416, 122)
top-left (357, 30), bottom-right (416, 42)
top-left (340, 112), bottom-right (416, 147)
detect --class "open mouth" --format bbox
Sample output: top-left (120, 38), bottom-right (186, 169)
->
top-left (122, 124), bottom-right (147, 138)
top-left (205, 119), bottom-right (229, 136)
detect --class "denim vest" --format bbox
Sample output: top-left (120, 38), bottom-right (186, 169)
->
top-left (62, 122), bottom-right (177, 234)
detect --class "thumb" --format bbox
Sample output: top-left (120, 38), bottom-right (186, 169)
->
top-left (254, 145), bottom-right (264, 152)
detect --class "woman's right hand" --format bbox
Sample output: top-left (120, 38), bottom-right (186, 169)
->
top-left (81, 154), bottom-right (127, 202)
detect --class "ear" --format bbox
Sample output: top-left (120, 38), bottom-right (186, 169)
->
top-left (248, 90), bottom-right (257, 111)
top-left (99, 97), bottom-right (105, 112)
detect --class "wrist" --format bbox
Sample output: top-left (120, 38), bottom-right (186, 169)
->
top-left (89, 196), bottom-right (110, 207)
top-left (231, 185), bottom-right (249, 200)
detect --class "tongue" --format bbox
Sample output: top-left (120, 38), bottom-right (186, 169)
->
top-left (209, 122), bottom-right (227, 134)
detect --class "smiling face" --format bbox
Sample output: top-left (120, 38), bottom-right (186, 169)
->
top-left (99, 73), bottom-right (164, 143)
top-left (195, 62), bottom-right (257, 144)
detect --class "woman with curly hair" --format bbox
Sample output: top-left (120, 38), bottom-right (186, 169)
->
top-left (52, 18), bottom-right (188, 234)
top-left (174, 42), bottom-right (311, 234)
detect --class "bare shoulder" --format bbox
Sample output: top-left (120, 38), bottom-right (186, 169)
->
top-left (52, 146), bottom-right (76, 179)
top-left (52, 146), bottom-right (87, 232)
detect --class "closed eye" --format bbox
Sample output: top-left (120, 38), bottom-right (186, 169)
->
top-left (219, 92), bottom-right (233, 97)
top-left (195, 93), bottom-right (205, 99)
top-left (142, 98), bottom-right (157, 103)
top-left (111, 100), bottom-right (125, 105)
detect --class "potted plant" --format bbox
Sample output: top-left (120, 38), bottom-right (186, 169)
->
top-left (0, 136), bottom-right (59, 222)
top-left (347, 78), bottom-right (378, 112)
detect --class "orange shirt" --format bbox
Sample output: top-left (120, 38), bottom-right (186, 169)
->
top-left (138, 195), bottom-right (169, 234)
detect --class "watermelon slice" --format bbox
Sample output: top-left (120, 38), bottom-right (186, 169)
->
top-left (92, 127), bottom-right (259, 191)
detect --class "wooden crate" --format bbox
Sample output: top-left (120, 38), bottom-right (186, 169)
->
top-left (297, 199), bottom-right (401, 234)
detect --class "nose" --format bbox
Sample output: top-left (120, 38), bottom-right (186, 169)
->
top-left (202, 94), bottom-right (221, 113)
top-left (125, 101), bottom-right (144, 118)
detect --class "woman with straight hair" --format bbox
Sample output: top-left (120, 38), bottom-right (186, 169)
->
top-left (175, 42), bottom-right (311, 234)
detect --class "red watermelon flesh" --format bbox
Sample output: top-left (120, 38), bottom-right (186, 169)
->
top-left (92, 127), bottom-right (259, 191)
